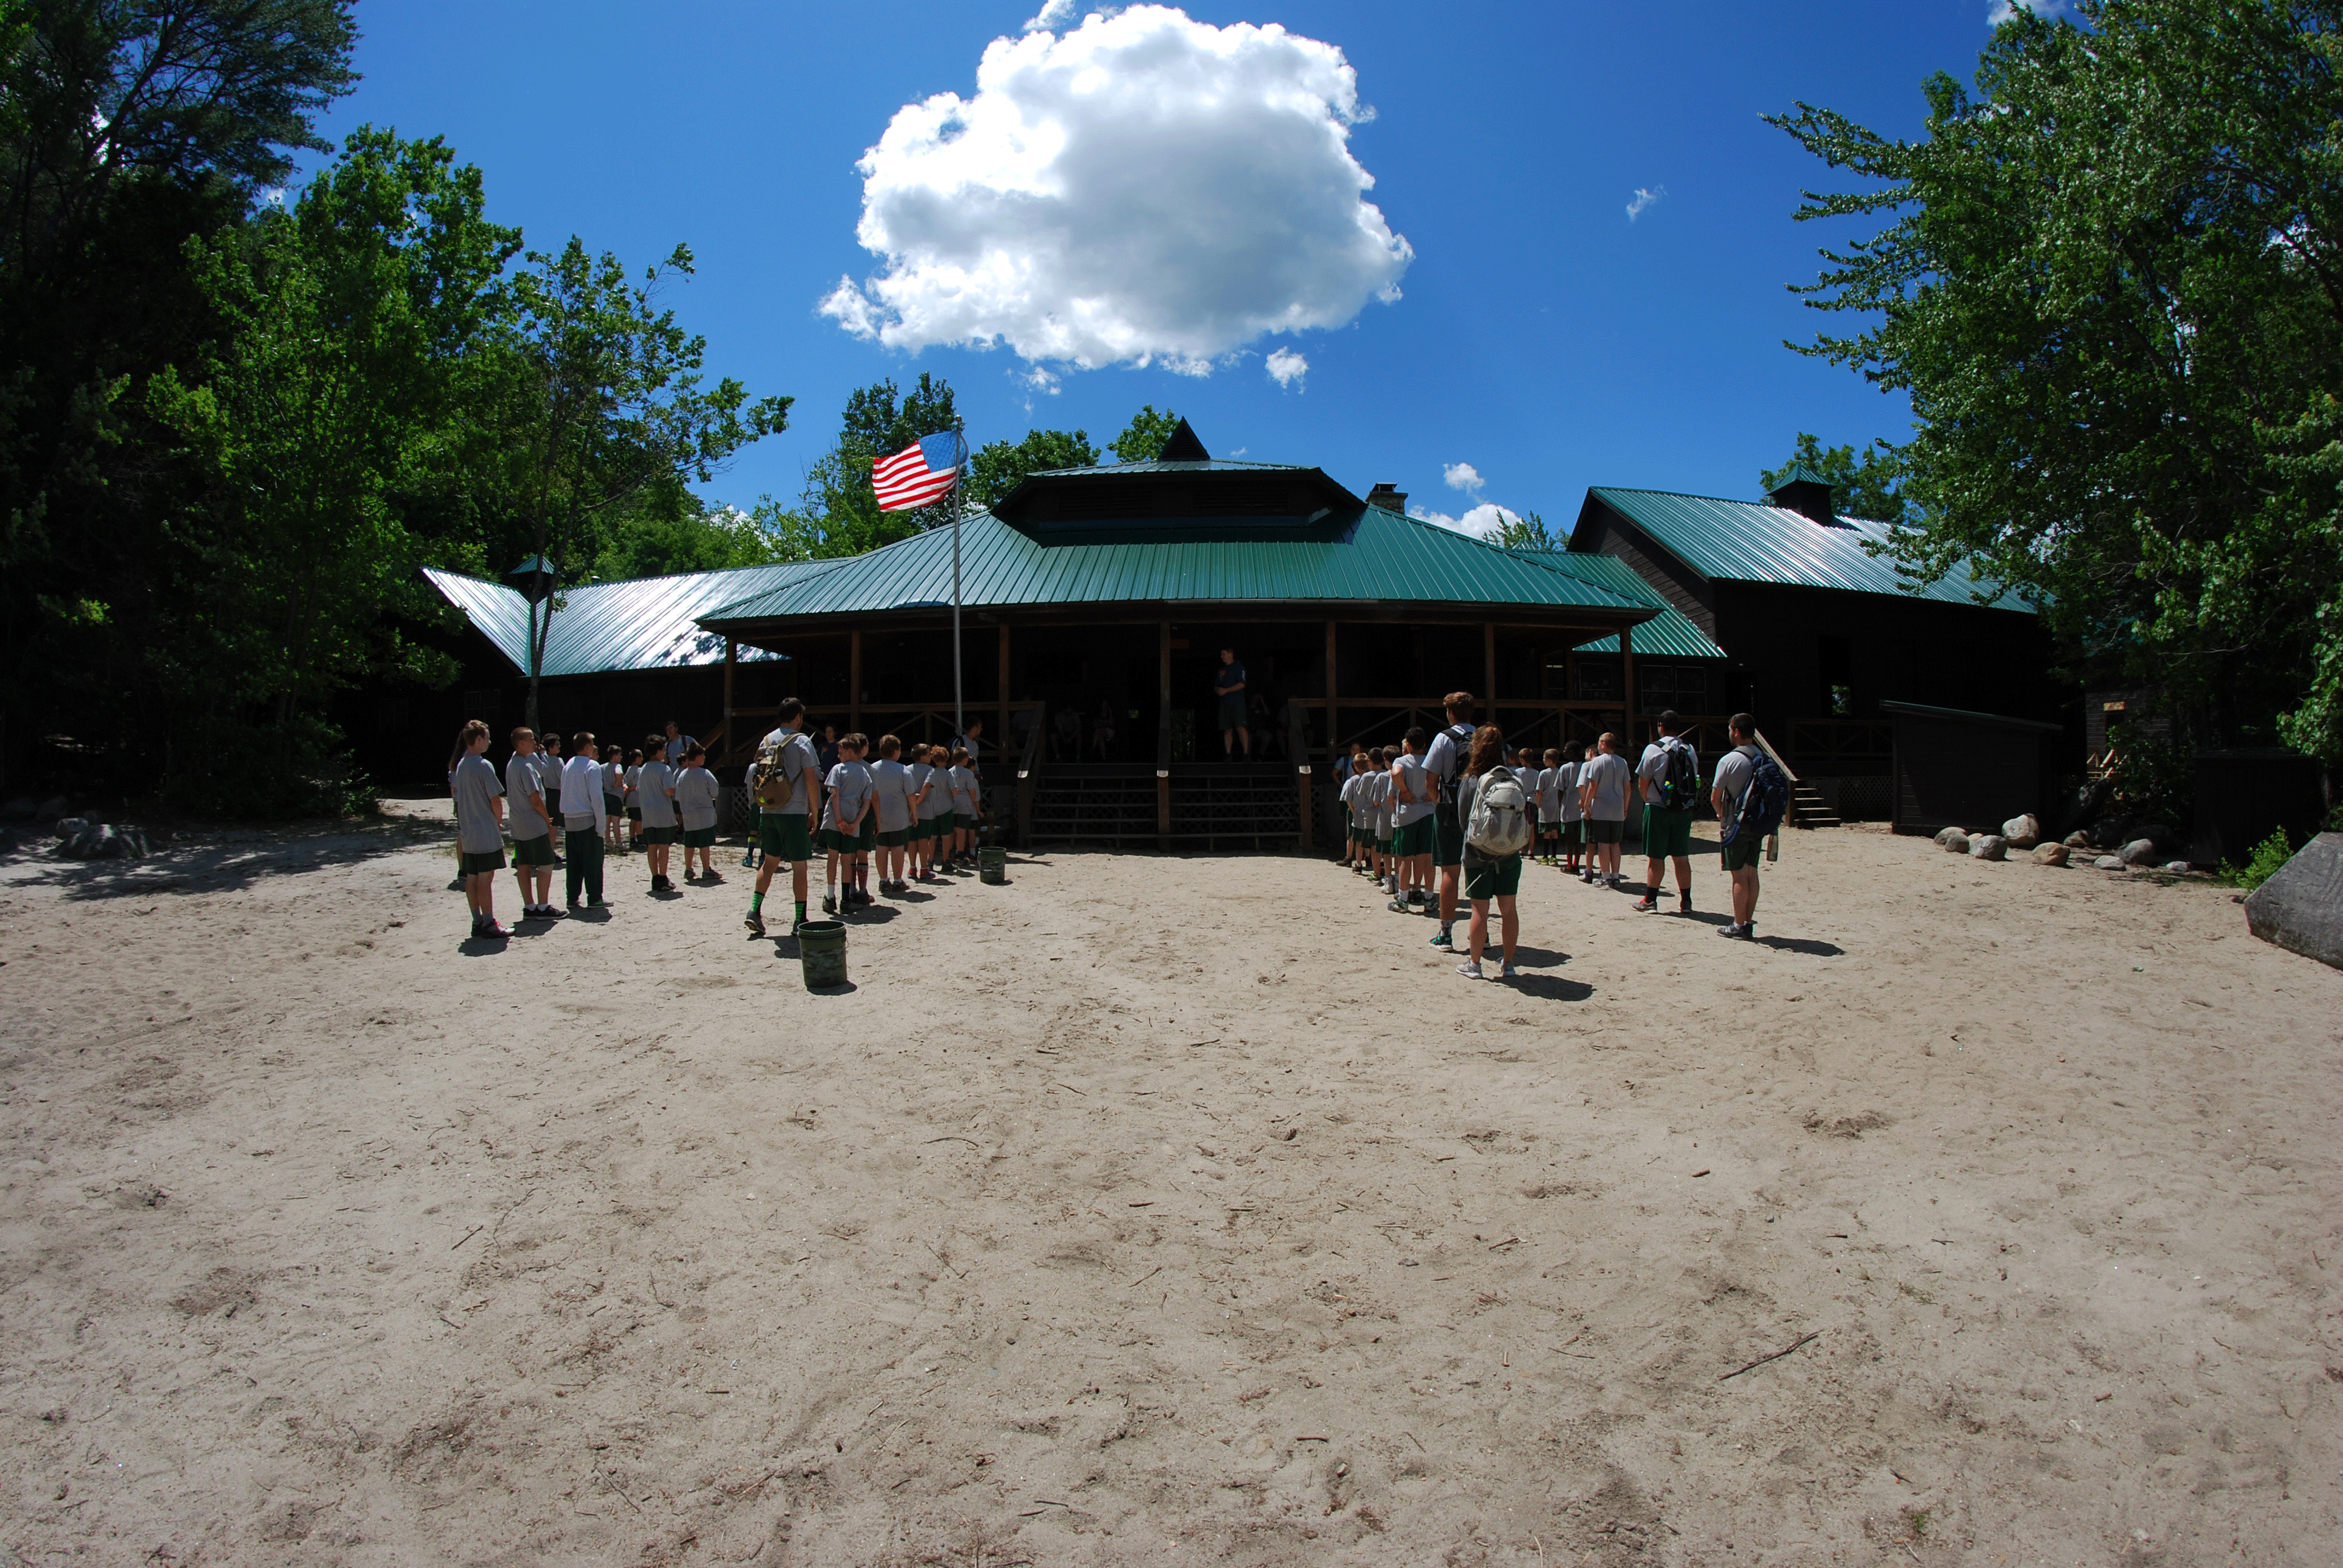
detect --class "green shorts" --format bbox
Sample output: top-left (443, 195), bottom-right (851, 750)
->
top-left (640, 825), bottom-right (679, 846)
top-left (682, 826), bottom-right (716, 849)
top-left (1219, 694), bottom-right (1248, 731)
top-left (877, 827), bottom-right (910, 848)
top-left (758, 812), bottom-right (814, 863)
top-left (1376, 836), bottom-right (1392, 854)
top-left (510, 833), bottom-right (557, 867)
top-left (604, 792), bottom-right (623, 817)
top-left (1464, 854), bottom-right (1523, 901)
top-left (624, 806), bottom-right (642, 822)
top-left (1642, 805), bottom-right (1694, 860)
top-left (459, 848), bottom-right (506, 875)
top-left (1391, 817), bottom-right (1436, 858)
top-left (1722, 833), bottom-right (1765, 872)
top-left (1434, 809), bottom-right (1465, 868)
top-left (1585, 817), bottom-right (1623, 844)
top-left (820, 826), bottom-right (866, 854)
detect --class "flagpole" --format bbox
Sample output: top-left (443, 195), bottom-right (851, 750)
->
top-left (951, 433), bottom-right (965, 743)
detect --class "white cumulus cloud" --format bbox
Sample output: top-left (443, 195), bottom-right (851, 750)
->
top-left (1411, 501), bottom-right (1519, 535)
top-left (1625, 185), bottom-right (1665, 222)
top-left (819, 5), bottom-right (1413, 373)
top-left (1443, 461), bottom-right (1484, 495)
top-left (1265, 348), bottom-right (1308, 389)
top-left (1023, 0), bottom-right (1078, 32)
top-left (1988, 0), bottom-right (2066, 20)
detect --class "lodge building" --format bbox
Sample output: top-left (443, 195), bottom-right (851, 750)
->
top-left (402, 423), bottom-right (2065, 848)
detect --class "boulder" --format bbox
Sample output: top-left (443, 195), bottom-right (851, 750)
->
top-left (2063, 831), bottom-right (2092, 849)
top-left (34, 795), bottom-right (67, 819)
top-left (57, 823), bottom-right (145, 861)
top-left (2031, 843), bottom-right (2069, 866)
top-left (54, 816), bottom-right (88, 840)
top-left (2002, 813), bottom-right (2042, 849)
top-left (1970, 834), bottom-right (2010, 861)
top-left (2245, 832), bottom-right (2343, 969)
top-left (2119, 838), bottom-right (2163, 867)
top-left (2164, 860), bottom-right (2194, 874)
top-left (1933, 826), bottom-right (1965, 847)
top-left (2094, 855), bottom-right (2126, 870)
top-left (1941, 832), bottom-right (1971, 855)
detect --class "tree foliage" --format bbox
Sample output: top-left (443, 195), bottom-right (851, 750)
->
top-left (1109, 403), bottom-right (1182, 462)
top-left (1480, 510), bottom-right (1563, 552)
top-left (1760, 433), bottom-right (1909, 524)
top-left (755, 373), bottom-right (958, 560)
top-left (1771, 0), bottom-right (2343, 758)
top-left (968, 425), bottom-right (1098, 510)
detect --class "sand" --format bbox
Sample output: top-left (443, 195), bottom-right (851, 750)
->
top-left (1, 809), bottom-right (2339, 1566)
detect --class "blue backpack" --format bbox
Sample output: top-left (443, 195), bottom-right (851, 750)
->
top-left (1723, 751), bottom-right (1789, 844)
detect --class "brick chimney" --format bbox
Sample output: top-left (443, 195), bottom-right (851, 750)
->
top-left (1365, 482), bottom-right (1407, 515)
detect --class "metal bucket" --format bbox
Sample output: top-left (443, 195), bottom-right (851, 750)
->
top-left (978, 845), bottom-right (1008, 884)
top-left (796, 919), bottom-right (847, 989)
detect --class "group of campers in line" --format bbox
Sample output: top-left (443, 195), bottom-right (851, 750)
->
top-left (443, 702), bottom-right (985, 941)
top-left (1335, 696), bottom-right (1788, 979)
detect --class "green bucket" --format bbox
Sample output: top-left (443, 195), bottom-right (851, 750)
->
top-left (978, 844), bottom-right (1008, 884)
top-left (796, 919), bottom-right (848, 989)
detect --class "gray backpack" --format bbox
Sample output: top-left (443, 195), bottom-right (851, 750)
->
top-left (1466, 766), bottom-right (1533, 857)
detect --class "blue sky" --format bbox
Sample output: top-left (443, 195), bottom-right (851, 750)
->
top-left (304, 1), bottom-right (2020, 532)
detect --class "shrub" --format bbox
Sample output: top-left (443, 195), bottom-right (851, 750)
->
top-left (2220, 829), bottom-right (2293, 892)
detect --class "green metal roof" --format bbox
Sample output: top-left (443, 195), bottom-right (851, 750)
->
top-left (424, 561), bottom-right (842, 677)
top-left (1578, 488), bottom-right (2033, 610)
top-left (701, 508), bottom-right (1652, 626)
top-left (1510, 552), bottom-right (1729, 660)
top-left (1030, 457), bottom-right (1315, 477)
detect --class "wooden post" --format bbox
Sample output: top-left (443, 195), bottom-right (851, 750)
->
top-left (1324, 619), bottom-right (1339, 760)
top-left (1620, 620), bottom-right (1637, 750)
top-left (1483, 622), bottom-right (1497, 718)
top-left (848, 629), bottom-right (863, 736)
top-left (996, 622), bottom-right (1011, 765)
top-left (722, 636), bottom-right (736, 761)
top-left (1158, 619), bottom-right (1173, 848)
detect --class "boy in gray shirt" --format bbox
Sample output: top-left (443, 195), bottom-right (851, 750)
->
top-left (504, 727), bottom-right (562, 921)
top-left (635, 737), bottom-right (681, 895)
top-left (450, 720), bottom-right (510, 939)
top-left (674, 745), bottom-right (722, 883)
top-left (819, 734), bottom-right (874, 915)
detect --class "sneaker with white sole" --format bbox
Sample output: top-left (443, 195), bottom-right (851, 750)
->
top-left (1454, 961), bottom-right (1483, 979)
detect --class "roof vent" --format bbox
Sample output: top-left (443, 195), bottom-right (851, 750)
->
top-left (1365, 482), bottom-right (1407, 514)
top-left (1765, 463), bottom-right (1840, 525)
top-left (1156, 417), bottom-right (1209, 462)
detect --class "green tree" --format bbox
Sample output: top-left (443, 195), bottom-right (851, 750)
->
top-left (491, 238), bottom-right (791, 728)
top-left (753, 374), bottom-right (960, 560)
top-left (968, 426), bottom-right (1098, 510)
top-left (1109, 404), bottom-right (1182, 462)
top-left (1481, 510), bottom-right (1563, 552)
top-left (584, 483), bottom-right (790, 581)
top-left (1759, 434), bottom-right (1908, 524)
top-left (1771, 0), bottom-right (2343, 758)
top-left (145, 128), bottom-right (515, 808)
top-left (0, 0), bottom-right (359, 791)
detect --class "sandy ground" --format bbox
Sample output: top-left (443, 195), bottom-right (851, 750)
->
top-left (1, 809), bottom-right (2339, 1568)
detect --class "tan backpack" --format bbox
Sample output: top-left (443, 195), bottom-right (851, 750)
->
top-left (751, 731), bottom-right (801, 811)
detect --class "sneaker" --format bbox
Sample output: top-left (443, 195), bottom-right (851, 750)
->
top-left (1454, 961), bottom-right (1483, 979)
top-left (542, 904), bottom-right (567, 918)
top-left (1499, 960), bottom-right (1519, 980)
top-left (1679, 893), bottom-right (1692, 915)
top-left (821, 894), bottom-right (837, 914)
top-left (704, 871), bottom-right (725, 884)
top-left (746, 909), bottom-right (766, 936)
top-left (1386, 898), bottom-right (1411, 913)
top-left (1429, 929), bottom-right (1453, 949)
top-left (1633, 895), bottom-right (1659, 912)
top-left (1717, 921), bottom-right (1746, 939)
top-left (480, 921), bottom-right (512, 939)
top-left (586, 897), bottom-right (607, 909)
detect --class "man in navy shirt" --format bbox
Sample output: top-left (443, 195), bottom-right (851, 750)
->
top-left (1216, 648), bottom-right (1250, 759)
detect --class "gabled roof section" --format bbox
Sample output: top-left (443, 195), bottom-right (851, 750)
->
top-left (424, 560), bottom-right (843, 678)
top-left (1575, 487), bottom-right (2033, 610)
top-left (1510, 551), bottom-right (1728, 660)
top-left (992, 448), bottom-right (1360, 534)
top-left (700, 508), bottom-right (1654, 627)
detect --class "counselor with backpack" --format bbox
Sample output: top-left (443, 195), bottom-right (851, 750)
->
top-left (1634, 710), bottom-right (1705, 915)
top-left (1712, 711), bottom-right (1786, 941)
top-left (1453, 723), bottom-right (1534, 980)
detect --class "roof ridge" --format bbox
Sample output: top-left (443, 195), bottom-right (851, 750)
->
top-left (1380, 507), bottom-right (1647, 612)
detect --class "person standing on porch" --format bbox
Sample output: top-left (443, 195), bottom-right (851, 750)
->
top-left (1215, 648), bottom-right (1250, 760)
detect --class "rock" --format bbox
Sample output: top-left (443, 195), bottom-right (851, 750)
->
top-left (2002, 813), bottom-right (2041, 849)
top-left (1941, 832), bottom-right (1971, 855)
top-left (1933, 826), bottom-right (1965, 847)
top-left (2031, 843), bottom-right (2069, 866)
top-left (2, 797), bottom-right (32, 818)
top-left (54, 816), bottom-right (88, 840)
top-left (2063, 831), bottom-right (2091, 849)
top-left (2094, 855), bottom-right (2126, 870)
top-left (2119, 838), bottom-right (2163, 866)
top-left (2164, 860), bottom-right (2194, 874)
top-left (2245, 831), bottom-right (2343, 970)
top-left (57, 822), bottom-right (143, 861)
top-left (1970, 834), bottom-right (2009, 861)
top-left (34, 795), bottom-right (67, 818)
top-left (2135, 822), bottom-right (2177, 849)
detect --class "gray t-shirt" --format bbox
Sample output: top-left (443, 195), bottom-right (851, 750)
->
top-left (562, 756), bottom-right (603, 831)
top-left (1582, 752), bottom-right (1631, 821)
top-left (1390, 754), bottom-right (1434, 826)
top-left (636, 761), bottom-right (678, 828)
top-left (1559, 761), bottom-right (1586, 822)
top-left (675, 765), bottom-right (721, 832)
top-left (1369, 769), bottom-right (1394, 835)
top-left (868, 758), bottom-right (914, 832)
top-left (453, 754), bottom-right (505, 854)
top-left (1714, 744), bottom-right (1759, 821)
top-left (759, 728), bottom-right (821, 817)
top-left (1637, 736), bottom-right (1700, 809)
top-left (1421, 725), bottom-right (1466, 799)
top-left (822, 761), bottom-right (874, 832)
top-left (505, 753), bottom-right (551, 841)
top-left (602, 759), bottom-right (624, 800)
top-left (913, 762), bottom-right (948, 820)
top-left (1340, 774), bottom-right (1365, 827)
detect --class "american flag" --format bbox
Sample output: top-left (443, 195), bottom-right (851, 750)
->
top-left (871, 431), bottom-right (966, 512)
